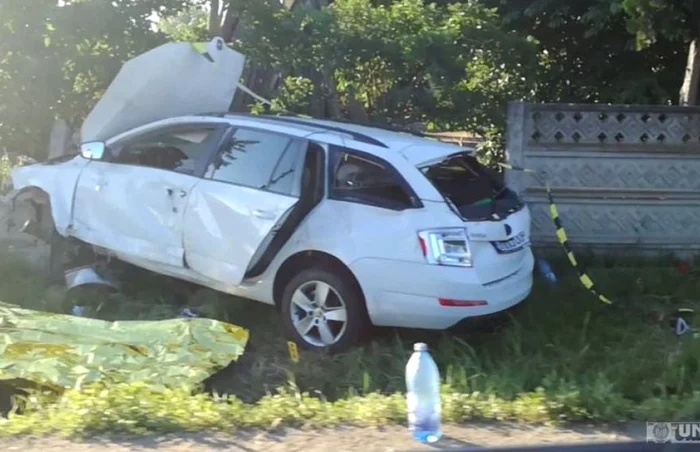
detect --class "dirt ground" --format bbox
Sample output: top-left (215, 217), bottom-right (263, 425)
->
top-left (2, 422), bottom-right (648, 451)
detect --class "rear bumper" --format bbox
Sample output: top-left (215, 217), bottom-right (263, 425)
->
top-left (350, 248), bottom-right (534, 329)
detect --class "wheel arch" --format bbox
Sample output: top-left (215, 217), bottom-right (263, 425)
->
top-left (272, 250), bottom-right (366, 311)
top-left (10, 185), bottom-right (57, 242)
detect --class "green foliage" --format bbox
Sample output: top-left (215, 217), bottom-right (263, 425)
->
top-left (486, 0), bottom-right (685, 104)
top-left (240, 0), bottom-right (539, 133)
top-left (620, 0), bottom-right (698, 49)
top-left (250, 76), bottom-right (315, 115)
top-left (0, 0), bottom-right (695, 164)
top-left (159, 5), bottom-right (210, 42)
top-left (0, 383), bottom-right (601, 437)
top-left (0, 0), bottom-right (190, 159)
top-left (2, 252), bottom-right (700, 433)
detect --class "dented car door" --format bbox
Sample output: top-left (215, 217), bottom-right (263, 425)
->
top-left (183, 127), bottom-right (308, 287)
top-left (72, 123), bottom-right (229, 268)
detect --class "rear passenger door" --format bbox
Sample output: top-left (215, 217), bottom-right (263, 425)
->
top-left (302, 143), bottom-right (429, 264)
top-left (183, 127), bottom-right (308, 286)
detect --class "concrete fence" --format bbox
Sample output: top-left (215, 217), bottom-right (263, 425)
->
top-left (506, 102), bottom-right (700, 255)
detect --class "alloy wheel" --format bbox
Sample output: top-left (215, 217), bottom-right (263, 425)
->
top-left (289, 280), bottom-right (348, 347)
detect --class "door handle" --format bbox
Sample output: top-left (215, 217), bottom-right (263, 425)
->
top-left (166, 188), bottom-right (187, 198)
top-left (252, 209), bottom-right (276, 220)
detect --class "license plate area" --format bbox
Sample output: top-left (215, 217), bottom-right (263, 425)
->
top-left (491, 231), bottom-right (528, 254)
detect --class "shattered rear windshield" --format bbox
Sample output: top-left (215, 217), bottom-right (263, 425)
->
top-left (419, 152), bottom-right (522, 219)
top-left (420, 152), bottom-right (504, 205)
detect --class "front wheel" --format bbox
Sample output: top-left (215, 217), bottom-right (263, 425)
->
top-left (280, 268), bottom-right (370, 353)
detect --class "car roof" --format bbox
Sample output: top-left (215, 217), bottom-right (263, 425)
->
top-left (216, 113), bottom-right (471, 165)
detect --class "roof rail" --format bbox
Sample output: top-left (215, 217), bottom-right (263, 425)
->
top-left (199, 111), bottom-right (412, 148)
top-left (303, 116), bottom-right (428, 138)
top-left (257, 115), bottom-right (388, 148)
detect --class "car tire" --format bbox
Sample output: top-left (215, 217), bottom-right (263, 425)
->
top-left (280, 267), bottom-right (370, 353)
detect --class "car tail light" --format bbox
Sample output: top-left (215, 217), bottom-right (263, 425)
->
top-left (418, 228), bottom-right (472, 267)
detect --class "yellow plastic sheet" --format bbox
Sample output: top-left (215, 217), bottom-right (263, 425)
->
top-left (0, 302), bottom-right (249, 391)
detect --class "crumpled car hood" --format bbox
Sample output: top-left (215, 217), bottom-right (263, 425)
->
top-left (81, 37), bottom-right (245, 143)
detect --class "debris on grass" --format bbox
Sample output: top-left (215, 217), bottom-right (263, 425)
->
top-left (1, 254), bottom-right (700, 435)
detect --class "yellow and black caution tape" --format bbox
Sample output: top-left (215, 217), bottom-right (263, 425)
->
top-left (499, 163), bottom-right (613, 304)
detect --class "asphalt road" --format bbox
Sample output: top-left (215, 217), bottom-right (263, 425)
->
top-left (2, 421), bottom-right (650, 451)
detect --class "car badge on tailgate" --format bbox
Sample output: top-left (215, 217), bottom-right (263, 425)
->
top-left (492, 231), bottom-right (528, 254)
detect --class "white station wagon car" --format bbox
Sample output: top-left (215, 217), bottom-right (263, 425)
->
top-left (10, 113), bottom-right (534, 351)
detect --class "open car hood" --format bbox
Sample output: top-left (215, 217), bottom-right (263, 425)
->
top-left (81, 37), bottom-right (246, 143)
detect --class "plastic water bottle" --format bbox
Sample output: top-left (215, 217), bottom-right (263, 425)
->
top-left (406, 342), bottom-right (442, 443)
top-left (537, 258), bottom-right (557, 284)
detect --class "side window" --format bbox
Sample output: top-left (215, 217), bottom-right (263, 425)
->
top-left (330, 147), bottom-right (417, 210)
top-left (110, 126), bottom-right (224, 176)
top-left (207, 128), bottom-right (302, 194)
top-left (264, 139), bottom-right (306, 196)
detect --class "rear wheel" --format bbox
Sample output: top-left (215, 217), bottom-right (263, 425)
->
top-left (280, 267), bottom-right (370, 353)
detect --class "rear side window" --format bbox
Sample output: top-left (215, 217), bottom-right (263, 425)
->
top-left (329, 147), bottom-right (419, 210)
top-left (207, 128), bottom-right (302, 195)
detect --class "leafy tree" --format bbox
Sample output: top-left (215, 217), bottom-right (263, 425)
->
top-left (484, 0), bottom-right (685, 105)
top-left (239, 0), bottom-right (539, 136)
top-left (620, 0), bottom-right (700, 105)
top-left (0, 0), bottom-right (189, 158)
top-left (159, 4), bottom-right (210, 42)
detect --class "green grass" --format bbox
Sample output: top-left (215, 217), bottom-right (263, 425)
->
top-left (1, 251), bottom-right (700, 436)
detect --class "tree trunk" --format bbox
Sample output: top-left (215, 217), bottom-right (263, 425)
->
top-left (346, 98), bottom-right (369, 122)
top-left (220, 1), bottom-right (240, 42)
top-left (323, 71), bottom-right (342, 118)
top-left (208, 0), bottom-right (221, 37)
top-left (680, 37), bottom-right (700, 105)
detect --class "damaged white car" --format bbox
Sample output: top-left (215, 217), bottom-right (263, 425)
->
top-left (8, 38), bottom-right (534, 352)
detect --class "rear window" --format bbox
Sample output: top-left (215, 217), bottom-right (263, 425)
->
top-left (420, 152), bottom-right (521, 219)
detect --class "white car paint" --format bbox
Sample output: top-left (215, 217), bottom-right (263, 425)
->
top-left (183, 177), bottom-right (298, 287)
top-left (10, 113), bottom-right (534, 337)
top-left (11, 156), bottom-right (90, 235)
top-left (72, 161), bottom-right (200, 268)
